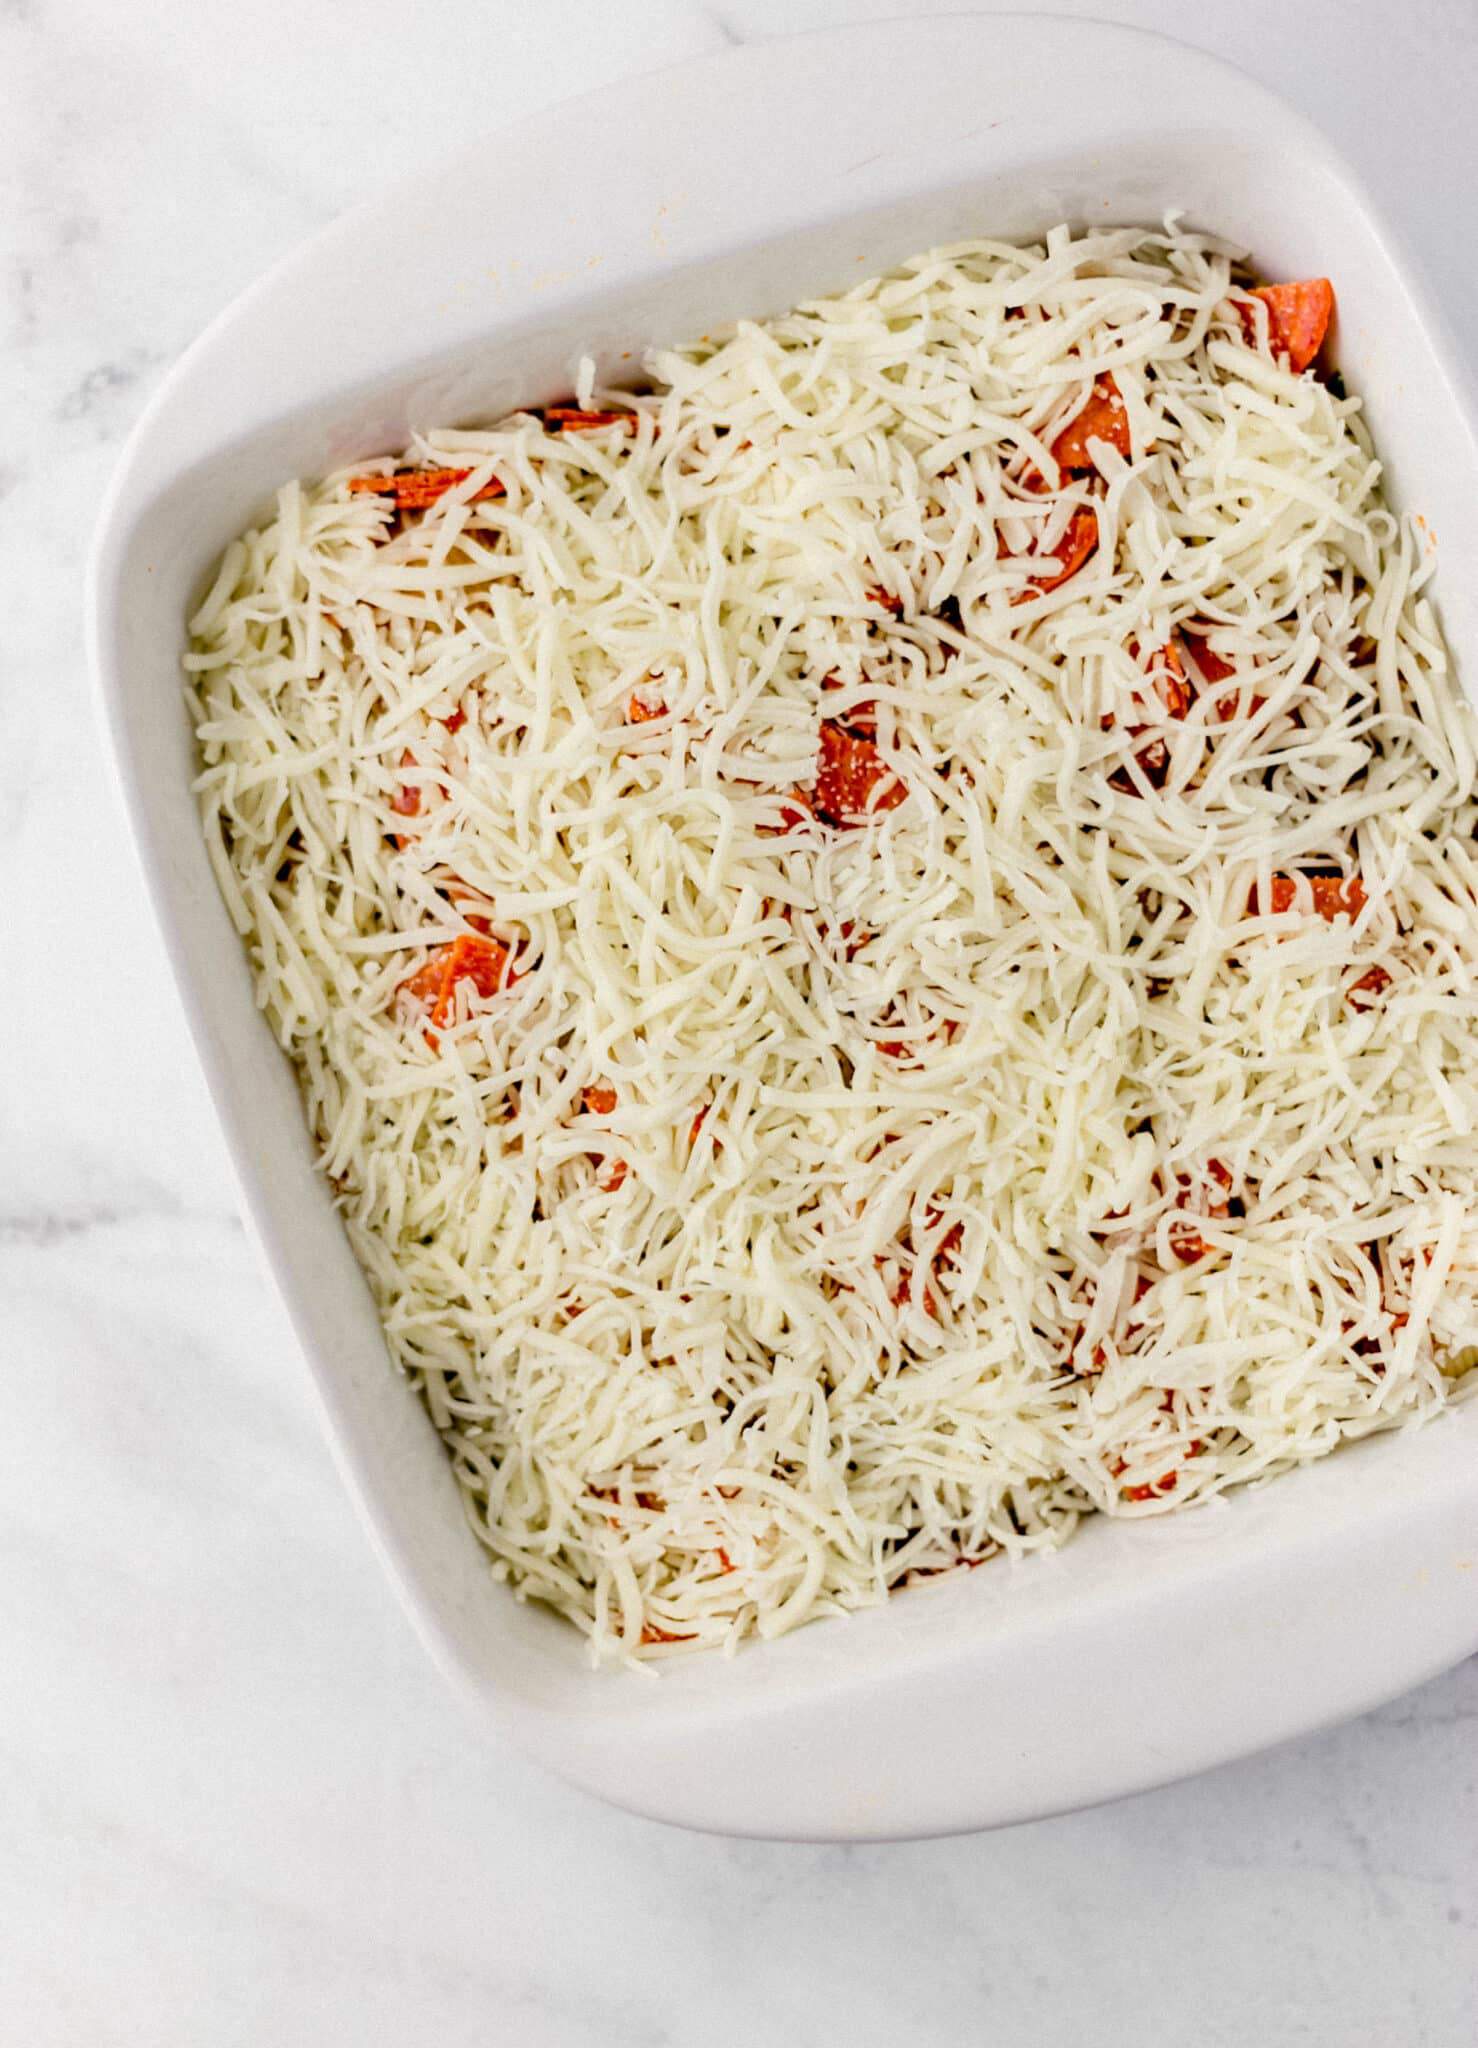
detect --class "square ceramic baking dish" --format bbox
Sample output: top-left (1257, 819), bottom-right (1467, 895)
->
top-left (89, 16), bottom-right (1478, 1840)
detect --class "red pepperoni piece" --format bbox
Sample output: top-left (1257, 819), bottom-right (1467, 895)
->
top-left (1146, 639), bottom-right (1193, 720)
top-left (397, 955), bottom-right (446, 1012)
top-left (1108, 641), bottom-right (1191, 794)
top-left (1244, 279), bottom-right (1335, 372)
top-left (1347, 964), bottom-right (1392, 1010)
top-left (428, 935), bottom-right (513, 1029)
top-left (1011, 507), bottom-right (1099, 604)
top-left (1123, 1472), bottom-right (1179, 1502)
top-left (810, 720), bottom-right (906, 824)
top-left (1181, 629), bottom-right (1266, 720)
top-left (541, 406), bottom-right (638, 433)
top-left (1181, 631), bottom-right (1236, 685)
top-left (1050, 375), bottom-right (1131, 473)
top-left (1253, 874), bottom-right (1366, 920)
top-left (390, 748), bottom-right (421, 821)
top-left (397, 934), bottom-right (515, 1047)
top-left (348, 468), bottom-right (505, 509)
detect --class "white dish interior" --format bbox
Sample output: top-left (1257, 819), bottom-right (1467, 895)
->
top-left (90, 16), bottom-right (1478, 1839)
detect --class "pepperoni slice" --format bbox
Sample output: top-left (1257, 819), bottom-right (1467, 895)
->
top-left (1108, 640), bottom-right (1191, 792)
top-left (442, 881), bottom-right (495, 935)
top-left (398, 934), bottom-right (515, 1045)
top-left (1168, 1225), bottom-right (1211, 1265)
top-left (890, 1217), bottom-right (964, 1318)
top-left (821, 673), bottom-right (877, 737)
top-left (1181, 631), bottom-right (1236, 686)
top-left (390, 707), bottom-right (468, 829)
top-left (390, 749), bottom-right (422, 821)
top-left (1181, 630), bottom-right (1266, 720)
top-left (1168, 1160), bottom-right (1234, 1264)
top-left (1123, 1471), bottom-right (1180, 1502)
top-left (810, 720), bottom-right (906, 824)
top-left (1169, 1215), bottom-right (1214, 1265)
top-left (1011, 506), bottom-right (1099, 603)
top-left (579, 1084), bottom-right (626, 1187)
top-left (1146, 639), bottom-right (1192, 720)
top-left (1050, 375), bottom-right (1131, 473)
top-left (541, 406), bottom-right (639, 433)
top-left (771, 791), bottom-right (814, 834)
top-left (1252, 874), bottom-right (1366, 920)
top-left (1244, 279), bottom-right (1334, 372)
top-left (1347, 964), bottom-right (1392, 1010)
top-left (347, 468), bottom-right (506, 509)
top-left (428, 935), bottom-right (513, 1029)
top-left (397, 955), bottom-right (447, 1012)
top-left (1117, 1419), bottom-right (1205, 1500)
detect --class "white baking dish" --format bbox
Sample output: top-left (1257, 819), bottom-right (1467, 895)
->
top-left (89, 16), bottom-right (1478, 1840)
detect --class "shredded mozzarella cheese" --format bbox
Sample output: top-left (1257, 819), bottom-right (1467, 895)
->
top-left (188, 223), bottom-right (1478, 1664)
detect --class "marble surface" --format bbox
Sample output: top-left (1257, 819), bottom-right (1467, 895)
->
top-left (5, 0), bottom-right (1477, 2039)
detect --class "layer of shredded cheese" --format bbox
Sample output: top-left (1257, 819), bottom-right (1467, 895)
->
top-left (188, 224), bottom-right (1478, 1665)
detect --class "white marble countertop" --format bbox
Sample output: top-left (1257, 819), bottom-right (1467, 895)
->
top-left (5, 1), bottom-right (1477, 2039)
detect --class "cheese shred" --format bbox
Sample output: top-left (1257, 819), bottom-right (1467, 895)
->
top-left (189, 224), bottom-right (1478, 1664)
